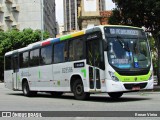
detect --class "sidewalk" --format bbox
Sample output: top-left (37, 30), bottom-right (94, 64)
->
top-left (153, 76), bottom-right (160, 91)
top-left (153, 85), bottom-right (160, 91)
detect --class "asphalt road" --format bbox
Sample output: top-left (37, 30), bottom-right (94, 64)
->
top-left (0, 83), bottom-right (160, 120)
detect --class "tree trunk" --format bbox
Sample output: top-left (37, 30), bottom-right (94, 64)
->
top-left (157, 35), bottom-right (160, 85)
top-left (152, 33), bottom-right (160, 86)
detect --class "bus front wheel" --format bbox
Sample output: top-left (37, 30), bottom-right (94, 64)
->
top-left (72, 79), bottom-right (90, 100)
top-left (108, 92), bottom-right (123, 99)
top-left (22, 81), bottom-right (37, 97)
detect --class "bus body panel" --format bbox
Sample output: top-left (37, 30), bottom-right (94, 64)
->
top-left (4, 70), bottom-right (13, 90)
top-left (27, 67), bottom-right (38, 91)
top-left (19, 68), bottom-right (30, 90)
top-left (145, 79), bottom-right (154, 89)
top-left (36, 64), bottom-right (53, 91)
top-left (52, 60), bottom-right (86, 92)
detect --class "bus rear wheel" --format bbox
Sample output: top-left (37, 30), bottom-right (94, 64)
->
top-left (108, 92), bottom-right (123, 99)
top-left (22, 81), bottom-right (37, 97)
top-left (72, 79), bottom-right (90, 100)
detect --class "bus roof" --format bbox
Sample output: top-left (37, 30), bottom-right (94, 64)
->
top-left (104, 25), bottom-right (143, 30)
top-left (5, 25), bottom-right (143, 56)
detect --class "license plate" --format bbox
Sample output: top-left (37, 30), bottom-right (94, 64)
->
top-left (132, 86), bottom-right (140, 90)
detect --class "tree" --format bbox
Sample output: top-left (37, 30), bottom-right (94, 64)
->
top-left (0, 29), bottom-right (50, 81)
top-left (109, 0), bottom-right (160, 85)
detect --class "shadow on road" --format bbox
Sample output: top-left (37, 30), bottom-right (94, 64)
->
top-left (87, 96), bottom-right (151, 103)
top-left (7, 92), bottom-right (151, 103)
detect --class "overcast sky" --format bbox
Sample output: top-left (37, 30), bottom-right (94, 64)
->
top-left (55, 0), bottom-right (115, 25)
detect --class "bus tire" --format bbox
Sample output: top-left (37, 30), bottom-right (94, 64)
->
top-left (22, 81), bottom-right (37, 97)
top-left (108, 92), bottom-right (123, 99)
top-left (72, 79), bottom-right (90, 100)
top-left (50, 92), bottom-right (63, 97)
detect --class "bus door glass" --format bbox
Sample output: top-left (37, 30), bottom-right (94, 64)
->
top-left (12, 53), bottom-right (19, 90)
top-left (86, 33), bottom-right (103, 90)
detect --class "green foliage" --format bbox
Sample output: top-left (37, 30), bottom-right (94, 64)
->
top-left (109, 0), bottom-right (160, 33)
top-left (0, 29), bottom-right (50, 80)
top-left (148, 36), bottom-right (158, 72)
top-left (108, 9), bottom-right (122, 25)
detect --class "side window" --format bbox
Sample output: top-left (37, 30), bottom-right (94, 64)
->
top-left (139, 40), bottom-right (148, 57)
top-left (5, 56), bottom-right (12, 70)
top-left (69, 38), bottom-right (83, 61)
top-left (54, 42), bottom-right (68, 63)
top-left (40, 45), bottom-right (52, 65)
top-left (19, 52), bottom-right (29, 68)
top-left (29, 49), bottom-right (39, 67)
top-left (12, 54), bottom-right (19, 72)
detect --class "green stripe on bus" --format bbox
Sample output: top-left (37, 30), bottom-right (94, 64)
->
top-left (57, 81), bottom-right (60, 86)
top-left (115, 71), bottom-right (151, 82)
top-left (18, 76), bottom-right (20, 81)
top-left (39, 70), bottom-right (41, 79)
top-left (81, 69), bottom-right (86, 78)
top-left (60, 35), bottom-right (72, 41)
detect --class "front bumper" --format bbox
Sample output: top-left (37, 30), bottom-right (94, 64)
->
top-left (105, 79), bottom-right (153, 93)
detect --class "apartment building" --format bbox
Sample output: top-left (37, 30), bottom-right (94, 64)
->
top-left (0, 0), bottom-right (56, 37)
top-left (63, 0), bottom-right (106, 31)
top-left (63, 0), bottom-right (78, 31)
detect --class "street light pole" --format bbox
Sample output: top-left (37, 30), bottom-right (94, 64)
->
top-left (41, 0), bottom-right (44, 41)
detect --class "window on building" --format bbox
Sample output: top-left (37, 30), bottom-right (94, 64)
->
top-left (40, 45), bottom-right (52, 65)
top-left (54, 42), bottom-right (68, 63)
top-left (29, 49), bottom-right (39, 67)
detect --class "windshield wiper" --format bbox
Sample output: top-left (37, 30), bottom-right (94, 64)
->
top-left (116, 36), bottom-right (130, 52)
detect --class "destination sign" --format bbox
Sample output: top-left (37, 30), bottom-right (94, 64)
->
top-left (110, 28), bottom-right (139, 35)
top-left (104, 27), bottom-right (144, 36)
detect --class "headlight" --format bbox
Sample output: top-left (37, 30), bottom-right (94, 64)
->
top-left (108, 71), bottom-right (119, 82)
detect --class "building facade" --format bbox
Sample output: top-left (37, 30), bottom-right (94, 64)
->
top-left (0, 0), bottom-right (56, 37)
top-left (63, 0), bottom-right (106, 31)
top-left (100, 10), bottom-right (112, 25)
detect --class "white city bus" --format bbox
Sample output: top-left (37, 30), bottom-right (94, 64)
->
top-left (4, 25), bottom-right (153, 100)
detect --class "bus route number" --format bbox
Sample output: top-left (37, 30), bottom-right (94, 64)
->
top-left (62, 67), bottom-right (73, 73)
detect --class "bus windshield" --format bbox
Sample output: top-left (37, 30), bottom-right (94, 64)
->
top-left (107, 37), bottom-right (151, 69)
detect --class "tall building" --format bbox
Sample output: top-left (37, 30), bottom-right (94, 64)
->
top-left (63, 0), bottom-right (78, 31)
top-left (63, 0), bottom-right (106, 31)
top-left (0, 0), bottom-right (56, 37)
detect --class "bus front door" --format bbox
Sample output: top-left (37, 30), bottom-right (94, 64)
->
top-left (86, 38), bottom-right (102, 91)
top-left (12, 54), bottom-right (19, 90)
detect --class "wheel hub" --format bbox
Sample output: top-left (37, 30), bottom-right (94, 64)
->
top-left (76, 84), bottom-right (83, 95)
